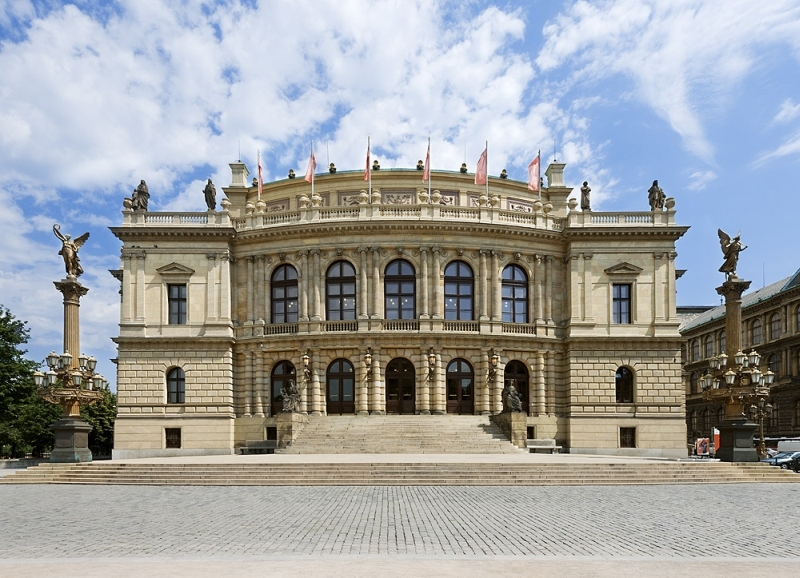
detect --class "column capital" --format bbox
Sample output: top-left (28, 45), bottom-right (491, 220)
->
top-left (310, 248), bottom-right (320, 256)
top-left (207, 252), bottom-right (218, 261)
top-left (419, 246), bottom-right (429, 254)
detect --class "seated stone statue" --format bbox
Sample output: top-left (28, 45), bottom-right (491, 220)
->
top-left (280, 379), bottom-right (301, 413)
top-left (502, 384), bottom-right (523, 413)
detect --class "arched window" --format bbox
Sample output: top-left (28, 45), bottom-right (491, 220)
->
top-left (444, 261), bottom-right (473, 321)
top-left (689, 410), bottom-right (697, 433)
top-left (446, 359), bottom-right (474, 414)
top-left (326, 261), bottom-right (357, 320)
top-left (504, 360), bottom-right (529, 413)
top-left (768, 353), bottom-right (780, 378)
top-left (271, 265), bottom-right (298, 324)
top-left (704, 336), bottom-right (713, 358)
top-left (769, 313), bottom-right (781, 340)
top-left (327, 359), bottom-right (355, 415)
top-left (718, 330), bottom-right (726, 355)
top-left (615, 367), bottom-right (634, 403)
top-left (384, 259), bottom-right (415, 319)
top-left (769, 403), bottom-right (779, 429)
top-left (716, 407), bottom-right (724, 427)
top-left (501, 265), bottom-right (528, 323)
top-left (796, 306), bottom-right (800, 333)
top-left (271, 361), bottom-right (296, 415)
top-left (385, 358), bottom-right (415, 414)
top-left (751, 319), bottom-right (762, 346)
top-left (167, 367), bottom-right (185, 404)
top-left (689, 372), bottom-right (698, 394)
top-left (692, 339), bottom-right (700, 362)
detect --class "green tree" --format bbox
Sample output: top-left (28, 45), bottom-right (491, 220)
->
top-left (82, 388), bottom-right (117, 457)
top-left (0, 305), bottom-right (42, 458)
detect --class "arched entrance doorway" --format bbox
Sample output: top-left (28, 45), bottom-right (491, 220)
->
top-left (270, 361), bottom-right (296, 415)
top-left (386, 358), bottom-right (416, 414)
top-left (504, 360), bottom-right (529, 414)
top-left (446, 359), bottom-right (474, 414)
top-left (327, 359), bottom-right (355, 415)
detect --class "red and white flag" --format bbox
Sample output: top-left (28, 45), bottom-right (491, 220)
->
top-left (474, 145), bottom-right (487, 185)
top-left (257, 149), bottom-right (263, 200)
top-left (527, 152), bottom-right (540, 192)
top-left (304, 144), bottom-right (316, 183)
top-left (364, 138), bottom-right (370, 181)
top-left (422, 139), bottom-right (430, 183)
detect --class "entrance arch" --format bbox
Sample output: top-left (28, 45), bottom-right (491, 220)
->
top-left (327, 359), bottom-right (355, 415)
top-left (270, 361), bottom-right (296, 416)
top-left (446, 359), bottom-right (474, 414)
top-left (504, 360), bottom-right (529, 414)
top-left (386, 358), bottom-right (416, 414)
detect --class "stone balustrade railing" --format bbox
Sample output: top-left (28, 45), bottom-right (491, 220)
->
top-left (121, 209), bottom-right (232, 227)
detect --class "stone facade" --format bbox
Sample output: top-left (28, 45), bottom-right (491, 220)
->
top-left (681, 269), bottom-right (800, 447)
top-left (111, 161), bottom-right (688, 458)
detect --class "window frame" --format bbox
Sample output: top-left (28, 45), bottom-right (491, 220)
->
top-left (769, 313), bottom-right (781, 341)
top-left (384, 259), bottom-right (416, 320)
top-left (444, 261), bottom-right (474, 321)
top-left (167, 367), bottom-right (185, 404)
top-left (751, 319), bottom-right (762, 346)
top-left (167, 283), bottom-right (187, 325)
top-left (326, 260), bottom-right (357, 321)
top-left (501, 264), bottom-right (528, 324)
top-left (615, 366), bottom-right (634, 403)
top-left (271, 264), bottom-right (299, 324)
top-left (612, 283), bottom-right (632, 324)
top-left (704, 336), bottom-right (713, 359)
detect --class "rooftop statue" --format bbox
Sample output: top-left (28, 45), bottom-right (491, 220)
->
top-left (53, 224), bottom-right (89, 279)
top-left (204, 179), bottom-right (216, 210)
top-left (718, 229), bottom-right (747, 277)
top-left (648, 180), bottom-right (665, 211)
top-left (581, 181), bottom-right (591, 211)
top-left (131, 180), bottom-right (150, 212)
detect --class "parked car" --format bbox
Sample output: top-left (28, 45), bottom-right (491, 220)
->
top-left (761, 451), bottom-right (800, 469)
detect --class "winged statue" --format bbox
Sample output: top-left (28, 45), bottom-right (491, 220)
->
top-left (718, 229), bottom-right (746, 277)
top-left (53, 224), bottom-right (90, 278)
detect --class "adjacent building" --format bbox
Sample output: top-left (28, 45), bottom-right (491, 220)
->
top-left (111, 160), bottom-right (689, 458)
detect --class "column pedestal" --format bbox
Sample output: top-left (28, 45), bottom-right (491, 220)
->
top-left (50, 417), bottom-right (93, 463)
top-left (716, 418), bottom-right (758, 463)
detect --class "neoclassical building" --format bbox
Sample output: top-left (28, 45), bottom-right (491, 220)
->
top-left (682, 269), bottom-right (800, 445)
top-left (111, 160), bottom-right (688, 458)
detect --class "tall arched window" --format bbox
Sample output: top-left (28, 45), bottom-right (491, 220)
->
top-left (327, 359), bottom-right (355, 415)
top-left (704, 336), bottom-right (713, 358)
top-left (751, 319), bottom-right (762, 346)
top-left (271, 265), bottom-right (298, 324)
top-left (501, 265), bottom-right (528, 323)
top-left (615, 367), bottom-right (634, 403)
top-left (689, 372), bottom-right (698, 394)
top-left (692, 339), bottom-right (700, 361)
top-left (326, 261), bottom-right (357, 320)
top-left (796, 306), bottom-right (800, 333)
top-left (769, 403), bottom-right (779, 429)
top-left (768, 353), bottom-right (780, 378)
top-left (271, 361), bottom-right (296, 415)
top-left (384, 259), bottom-right (416, 319)
top-left (444, 261), bottom-right (473, 320)
top-left (167, 367), bottom-right (185, 404)
top-left (446, 359), bottom-right (474, 414)
top-left (769, 313), bottom-right (781, 341)
top-left (718, 330), bottom-right (726, 355)
top-left (504, 360), bottom-right (529, 413)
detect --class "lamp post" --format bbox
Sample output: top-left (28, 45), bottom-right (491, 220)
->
top-left (749, 398), bottom-right (773, 459)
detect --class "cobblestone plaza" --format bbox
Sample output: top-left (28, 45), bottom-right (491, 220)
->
top-left (2, 483), bottom-right (798, 577)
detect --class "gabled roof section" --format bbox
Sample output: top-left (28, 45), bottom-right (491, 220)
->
top-left (781, 267), bottom-right (800, 291)
top-left (156, 263), bottom-right (195, 276)
top-left (604, 262), bottom-right (643, 275)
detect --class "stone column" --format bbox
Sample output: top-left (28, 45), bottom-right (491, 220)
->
top-left (535, 351), bottom-right (545, 416)
top-left (256, 255), bottom-right (265, 322)
top-left (479, 250), bottom-right (489, 320)
top-left (311, 249), bottom-right (321, 321)
top-left (246, 256), bottom-right (255, 324)
top-left (480, 354), bottom-right (490, 415)
top-left (432, 352), bottom-right (444, 414)
top-left (262, 357), bottom-right (272, 417)
top-left (492, 357), bottom-right (503, 414)
top-left (121, 253), bottom-right (133, 322)
top-left (583, 254), bottom-right (593, 321)
top-left (534, 255), bottom-right (544, 325)
top-left (432, 248), bottom-right (442, 319)
top-left (419, 350), bottom-right (430, 414)
top-left (299, 250), bottom-right (309, 321)
top-left (491, 251), bottom-right (501, 321)
top-left (358, 247), bottom-right (369, 319)
top-left (371, 247), bottom-right (381, 319)
top-left (667, 252), bottom-right (677, 322)
top-left (370, 349), bottom-right (384, 414)
top-left (419, 247), bottom-right (429, 319)
top-left (54, 279), bottom-right (88, 372)
top-left (546, 351), bottom-right (555, 415)
top-left (226, 255), bottom-right (235, 324)
top-left (207, 253), bottom-right (218, 321)
top-left (245, 351), bottom-right (253, 416)
top-left (254, 349), bottom-right (264, 416)
top-left (654, 252), bottom-right (665, 321)
top-left (357, 356), bottom-right (369, 416)
top-left (135, 252), bottom-right (146, 322)
top-left (263, 258), bottom-right (271, 325)
top-left (311, 351), bottom-right (321, 415)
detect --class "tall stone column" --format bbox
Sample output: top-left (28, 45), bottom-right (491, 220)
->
top-left (432, 248), bottom-right (442, 319)
top-left (534, 255), bottom-right (544, 325)
top-left (479, 250), bottom-right (489, 320)
top-left (311, 351), bottom-right (321, 415)
top-left (419, 349), bottom-right (430, 414)
top-left (654, 252), bottom-right (665, 321)
top-left (358, 247), bottom-right (369, 319)
top-left (121, 253), bottom-right (132, 322)
top-left (480, 354), bottom-right (490, 415)
top-left (54, 279), bottom-right (88, 374)
top-left (491, 251), bottom-right (501, 321)
top-left (245, 351), bottom-right (253, 416)
top-left (135, 252), bottom-right (146, 322)
top-left (419, 247), bottom-right (429, 319)
top-left (371, 247), bottom-right (381, 319)
top-left (545, 255), bottom-right (554, 324)
top-left (206, 253), bottom-right (218, 321)
top-left (432, 352), bottom-right (445, 414)
top-left (535, 351), bottom-right (546, 416)
top-left (298, 250), bottom-right (309, 321)
top-left (226, 255), bottom-right (235, 324)
top-left (357, 357), bottom-right (369, 416)
top-left (546, 351), bottom-right (556, 415)
top-left (583, 254), bottom-right (593, 321)
top-left (256, 255), bottom-right (265, 322)
top-left (311, 249), bottom-right (321, 321)
top-left (246, 256), bottom-right (255, 324)
top-left (262, 358), bottom-right (272, 417)
top-left (253, 349), bottom-right (264, 417)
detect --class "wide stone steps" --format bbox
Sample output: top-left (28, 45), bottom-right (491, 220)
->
top-left (3, 461), bottom-right (798, 486)
top-left (279, 415), bottom-right (522, 454)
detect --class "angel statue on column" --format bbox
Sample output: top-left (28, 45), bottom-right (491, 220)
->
top-left (718, 229), bottom-right (746, 278)
top-left (53, 224), bottom-right (90, 279)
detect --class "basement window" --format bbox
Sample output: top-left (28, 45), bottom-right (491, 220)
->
top-left (620, 427), bottom-right (636, 448)
top-left (165, 428), bottom-right (181, 449)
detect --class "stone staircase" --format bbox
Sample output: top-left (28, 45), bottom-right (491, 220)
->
top-left (279, 414), bottom-right (522, 454)
top-left (2, 461), bottom-right (798, 486)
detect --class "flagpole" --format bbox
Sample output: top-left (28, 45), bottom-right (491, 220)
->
top-left (428, 137), bottom-right (432, 200)
top-left (368, 136), bottom-right (372, 200)
top-left (485, 139), bottom-right (489, 199)
top-left (311, 140), bottom-right (315, 199)
top-left (538, 149), bottom-right (541, 200)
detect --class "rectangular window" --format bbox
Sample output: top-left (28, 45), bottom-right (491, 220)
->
top-left (620, 427), bottom-right (636, 448)
top-left (165, 428), bottom-right (181, 449)
top-left (168, 284), bottom-right (187, 324)
top-left (612, 284), bottom-right (631, 324)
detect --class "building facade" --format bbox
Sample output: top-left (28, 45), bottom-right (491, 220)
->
top-left (111, 160), bottom-right (688, 458)
top-left (682, 270), bottom-right (800, 446)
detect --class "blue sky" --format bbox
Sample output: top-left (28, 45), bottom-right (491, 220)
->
top-left (1, 0), bottom-right (799, 387)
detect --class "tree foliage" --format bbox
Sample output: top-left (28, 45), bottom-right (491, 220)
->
top-left (82, 389), bottom-right (117, 457)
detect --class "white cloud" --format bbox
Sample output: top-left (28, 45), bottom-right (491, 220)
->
top-left (686, 169), bottom-right (717, 191)
top-left (774, 98), bottom-right (800, 124)
top-left (752, 130), bottom-right (800, 167)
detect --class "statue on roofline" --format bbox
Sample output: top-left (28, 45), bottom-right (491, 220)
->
top-left (718, 229), bottom-right (747, 278)
top-left (581, 181), bottom-right (591, 211)
top-left (204, 179), bottom-right (216, 210)
top-left (648, 180), bottom-right (665, 211)
top-left (53, 224), bottom-right (89, 279)
top-left (131, 180), bottom-right (149, 211)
